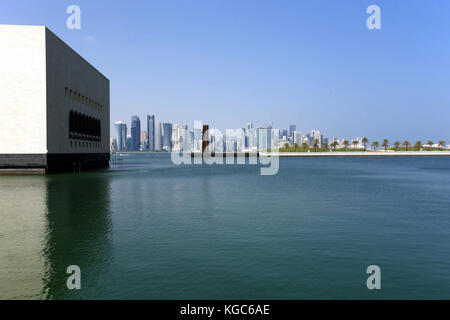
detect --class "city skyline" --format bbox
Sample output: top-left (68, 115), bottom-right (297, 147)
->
top-left (112, 113), bottom-right (448, 153)
top-left (3, 2), bottom-right (450, 303)
top-left (1, 1), bottom-right (449, 143)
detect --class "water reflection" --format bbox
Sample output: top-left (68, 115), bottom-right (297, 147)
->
top-left (0, 176), bottom-right (48, 299)
top-left (42, 173), bottom-right (113, 299)
top-left (0, 173), bottom-right (113, 299)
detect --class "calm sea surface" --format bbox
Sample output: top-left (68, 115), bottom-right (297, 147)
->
top-left (1, 154), bottom-right (450, 299)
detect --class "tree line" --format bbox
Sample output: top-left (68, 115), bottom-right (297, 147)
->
top-left (282, 138), bottom-right (447, 152)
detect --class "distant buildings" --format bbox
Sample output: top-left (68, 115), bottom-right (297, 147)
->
top-left (293, 131), bottom-right (302, 145)
top-left (257, 128), bottom-right (271, 151)
top-left (130, 116), bottom-right (141, 151)
top-left (114, 121), bottom-right (127, 151)
top-left (155, 120), bottom-right (162, 151)
top-left (110, 138), bottom-right (117, 153)
top-left (193, 121), bottom-right (203, 152)
top-left (110, 118), bottom-right (341, 153)
top-left (162, 123), bottom-right (173, 151)
top-left (147, 115), bottom-right (155, 151)
top-left (289, 125), bottom-right (296, 139)
top-left (140, 130), bottom-right (148, 149)
top-left (311, 130), bottom-right (322, 147)
top-left (172, 124), bottom-right (182, 152)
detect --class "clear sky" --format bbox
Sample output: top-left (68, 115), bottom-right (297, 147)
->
top-left (1, 0), bottom-right (449, 142)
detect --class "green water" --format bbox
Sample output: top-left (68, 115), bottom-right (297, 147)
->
top-left (1, 154), bottom-right (450, 299)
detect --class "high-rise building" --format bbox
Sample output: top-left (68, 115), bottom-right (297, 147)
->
top-left (247, 128), bottom-right (257, 151)
top-left (114, 121), bottom-right (127, 151)
top-left (181, 125), bottom-right (189, 151)
top-left (130, 116), bottom-right (141, 151)
top-left (189, 130), bottom-right (194, 151)
top-left (162, 123), bottom-right (173, 151)
top-left (122, 124), bottom-right (127, 150)
top-left (257, 128), bottom-right (271, 151)
top-left (193, 121), bottom-right (203, 152)
top-left (244, 123), bottom-right (253, 148)
top-left (154, 120), bottom-right (162, 151)
top-left (172, 124), bottom-right (181, 152)
top-left (289, 125), bottom-right (296, 138)
top-left (209, 128), bottom-right (223, 152)
top-left (293, 131), bottom-right (302, 145)
top-left (147, 115), bottom-right (155, 151)
top-left (140, 130), bottom-right (148, 149)
top-left (110, 138), bottom-right (117, 153)
top-left (311, 130), bottom-right (322, 147)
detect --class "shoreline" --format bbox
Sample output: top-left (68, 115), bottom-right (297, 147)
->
top-left (115, 151), bottom-right (450, 157)
top-left (262, 151), bottom-right (450, 157)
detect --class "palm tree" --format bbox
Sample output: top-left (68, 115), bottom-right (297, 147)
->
top-left (322, 142), bottom-right (329, 150)
top-left (382, 139), bottom-right (389, 151)
top-left (313, 139), bottom-right (320, 151)
top-left (394, 141), bottom-right (400, 151)
top-left (352, 139), bottom-right (359, 150)
top-left (293, 143), bottom-right (299, 152)
top-left (284, 142), bottom-right (290, 151)
top-left (415, 141), bottom-right (422, 151)
top-left (402, 140), bottom-right (410, 151)
top-left (427, 140), bottom-right (434, 150)
top-left (362, 137), bottom-right (369, 151)
top-left (302, 142), bottom-right (309, 151)
top-left (371, 141), bottom-right (379, 151)
top-left (439, 140), bottom-right (446, 150)
top-left (343, 140), bottom-right (350, 151)
top-left (331, 141), bottom-right (339, 151)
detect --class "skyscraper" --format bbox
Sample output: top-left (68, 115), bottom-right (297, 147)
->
top-left (257, 128), bottom-right (271, 151)
top-left (130, 116), bottom-right (141, 151)
top-left (114, 121), bottom-right (127, 151)
top-left (193, 121), bottom-right (203, 152)
top-left (147, 115), bottom-right (155, 151)
top-left (181, 124), bottom-right (189, 151)
top-left (140, 130), bottom-right (148, 149)
top-left (311, 130), bottom-right (322, 147)
top-left (172, 124), bottom-right (181, 151)
top-left (162, 123), bottom-right (173, 151)
top-left (289, 125), bottom-right (296, 138)
top-left (154, 120), bottom-right (162, 151)
top-left (247, 128), bottom-right (257, 151)
top-left (293, 131), bottom-right (302, 145)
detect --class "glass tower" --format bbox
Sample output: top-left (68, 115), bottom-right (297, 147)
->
top-left (147, 115), bottom-right (155, 151)
top-left (162, 123), bottom-right (173, 151)
top-left (130, 116), bottom-right (141, 151)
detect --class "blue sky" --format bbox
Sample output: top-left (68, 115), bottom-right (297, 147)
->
top-left (1, 0), bottom-right (449, 142)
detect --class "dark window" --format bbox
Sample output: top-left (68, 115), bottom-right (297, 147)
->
top-left (69, 110), bottom-right (101, 143)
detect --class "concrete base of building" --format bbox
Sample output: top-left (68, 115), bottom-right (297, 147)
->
top-left (0, 153), bottom-right (110, 174)
top-left (0, 168), bottom-right (46, 175)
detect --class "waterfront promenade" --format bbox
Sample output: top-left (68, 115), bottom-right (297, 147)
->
top-left (262, 151), bottom-right (450, 157)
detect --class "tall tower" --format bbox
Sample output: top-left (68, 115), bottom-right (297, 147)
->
top-left (131, 116), bottom-right (141, 151)
top-left (162, 123), bottom-right (173, 151)
top-left (114, 121), bottom-right (125, 152)
top-left (154, 120), bottom-right (162, 151)
top-left (289, 125), bottom-right (296, 138)
top-left (147, 115), bottom-right (155, 151)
